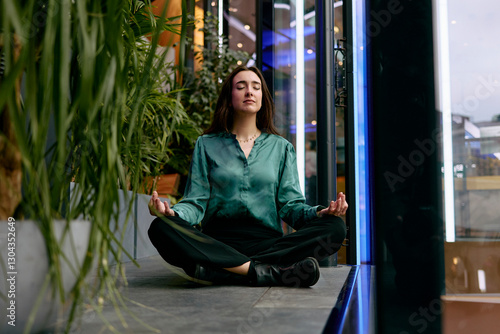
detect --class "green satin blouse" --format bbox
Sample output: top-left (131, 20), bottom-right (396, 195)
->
top-left (172, 132), bottom-right (321, 234)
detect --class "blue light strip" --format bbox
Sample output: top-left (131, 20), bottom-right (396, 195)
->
top-left (322, 266), bottom-right (360, 333)
top-left (355, 265), bottom-right (373, 334)
top-left (352, 0), bottom-right (372, 264)
top-left (323, 265), bottom-right (375, 333)
top-left (289, 123), bottom-right (317, 134)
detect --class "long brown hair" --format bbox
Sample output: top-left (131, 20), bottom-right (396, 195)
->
top-left (203, 66), bottom-right (280, 135)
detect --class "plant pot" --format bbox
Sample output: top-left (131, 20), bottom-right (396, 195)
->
top-left (142, 173), bottom-right (181, 196)
top-left (0, 219), bottom-right (91, 333)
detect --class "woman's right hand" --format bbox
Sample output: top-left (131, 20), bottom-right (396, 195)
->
top-left (148, 191), bottom-right (175, 217)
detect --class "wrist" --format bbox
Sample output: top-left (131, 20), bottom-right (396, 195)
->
top-left (315, 205), bottom-right (327, 218)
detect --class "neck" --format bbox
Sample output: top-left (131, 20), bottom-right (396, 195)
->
top-left (231, 114), bottom-right (259, 138)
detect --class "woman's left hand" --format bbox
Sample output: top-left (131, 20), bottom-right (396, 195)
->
top-left (318, 192), bottom-right (348, 217)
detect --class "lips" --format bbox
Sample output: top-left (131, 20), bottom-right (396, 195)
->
top-left (244, 99), bottom-right (255, 103)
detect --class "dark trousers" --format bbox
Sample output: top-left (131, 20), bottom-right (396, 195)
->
top-left (148, 215), bottom-right (346, 276)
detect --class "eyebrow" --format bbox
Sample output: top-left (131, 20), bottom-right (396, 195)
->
top-left (235, 80), bottom-right (261, 85)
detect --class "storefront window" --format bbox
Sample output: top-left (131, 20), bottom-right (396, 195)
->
top-left (434, 0), bottom-right (500, 296)
top-left (261, 0), bottom-right (318, 206)
top-left (220, 1), bottom-right (349, 247)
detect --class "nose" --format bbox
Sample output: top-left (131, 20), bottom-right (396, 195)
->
top-left (245, 86), bottom-right (253, 96)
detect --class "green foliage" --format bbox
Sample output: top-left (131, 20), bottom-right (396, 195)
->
top-left (121, 1), bottom-right (202, 188)
top-left (121, 36), bottom-right (200, 184)
top-left (0, 0), bottom-right (188, 332)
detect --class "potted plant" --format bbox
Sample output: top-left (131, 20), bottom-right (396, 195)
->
top-left (0, 1), bottom-right (187, 332)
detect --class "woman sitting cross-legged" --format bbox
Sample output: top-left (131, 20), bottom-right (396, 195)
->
top-left (148, 65), bottom-right (347, 287)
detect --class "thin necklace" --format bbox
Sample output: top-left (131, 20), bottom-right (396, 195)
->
top-left (237, 131), bottom-right (259, 143)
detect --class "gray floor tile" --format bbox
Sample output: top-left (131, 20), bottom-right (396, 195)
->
top-left (254, 267), bottom-right (349, 309)
top-left (71, 256), bottom-right (350, 334)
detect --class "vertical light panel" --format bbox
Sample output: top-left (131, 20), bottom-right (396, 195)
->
top-left (478, 270), bottom-right (487, 292)
top-left (349, 0), bottom-right (371, 264)
top-left (351, 0), bottom-right (361, 265)
top-left (218, 0), bottom-right (224, 48)
top-left (433, 0), bottom-right (456, 242)
top-left (295, 0), bottom-right (305, 194)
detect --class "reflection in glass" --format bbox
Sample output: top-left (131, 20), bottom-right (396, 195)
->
top-left (434, 0), bottom-right (500, 300)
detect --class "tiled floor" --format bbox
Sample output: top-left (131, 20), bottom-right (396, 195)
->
top-left (71, 256), bottom-right (351, 334)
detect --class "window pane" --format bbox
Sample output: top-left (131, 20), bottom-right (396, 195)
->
top-left (435, 0), bottom-right (500, 295)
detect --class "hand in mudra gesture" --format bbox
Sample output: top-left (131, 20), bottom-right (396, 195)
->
top-left (148, 191), bottom-right (175, 217)
top-left (317, 192), bottom-right (348, 217)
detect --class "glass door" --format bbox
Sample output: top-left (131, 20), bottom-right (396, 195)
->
top-left (434, 0), bottom-right (500, 331)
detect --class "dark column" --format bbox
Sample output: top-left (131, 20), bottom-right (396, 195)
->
top-left (368, 0), bottom-right (445, 333)
top-left (343, 0), bottom-right (359, 265)
top-left (316, 0), bottom-right (338, 266)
